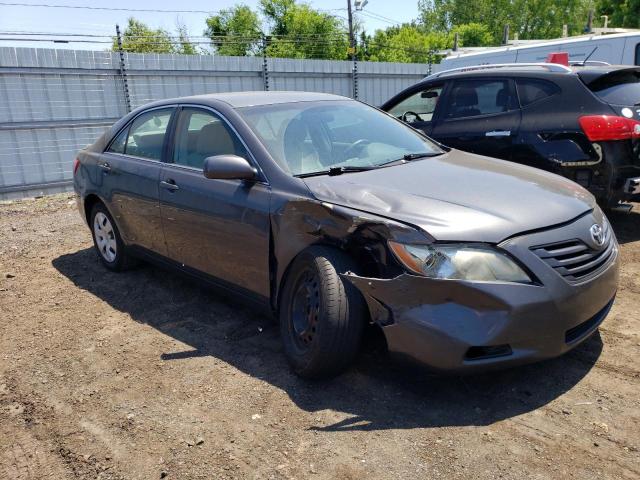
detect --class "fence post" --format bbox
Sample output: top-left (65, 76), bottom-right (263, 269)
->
top-left (261, 35), bottom-right (270, 92)
top-left (352, 38), bottom-right (359, 100)
top-left (115, 24), bottom-right (132, 113)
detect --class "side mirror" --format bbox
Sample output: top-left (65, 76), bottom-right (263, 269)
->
top-left (203, 155), bottom-right (258, 181)
top-left (421, 90), bottom-right (438, 99)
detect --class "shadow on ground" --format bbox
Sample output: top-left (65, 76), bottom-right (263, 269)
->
top-left (609, 206), bottom-right (640, 245)
top-left (53, 247), bottom-right (602, 432)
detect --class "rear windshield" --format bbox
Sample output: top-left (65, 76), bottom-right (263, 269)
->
top-left (587, 70), bottom-right (640, 106)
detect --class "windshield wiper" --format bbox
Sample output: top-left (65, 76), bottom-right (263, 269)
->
top-left (295, 165), bottom-right (376, 178)
top-left (378, 151), bottom-right (443, 167)
top-left (295, 152), bottom-right (443, 178)
top-left (403, 152), bottom-right (442, 160)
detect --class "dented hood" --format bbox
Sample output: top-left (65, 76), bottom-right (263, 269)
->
top-left (303, 150), bottom-right (595, 243)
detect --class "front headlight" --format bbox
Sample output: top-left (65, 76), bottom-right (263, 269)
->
top-left (388, 241), bottom-right (532, 283)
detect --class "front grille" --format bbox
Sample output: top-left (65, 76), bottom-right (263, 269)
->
top-left (531, 223), bottom-right (615, 283)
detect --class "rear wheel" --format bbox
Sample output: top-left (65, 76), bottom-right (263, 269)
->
top-left (279, 246), bottom-right (366, 379)
top-left (89, 203), bottom-right (135, 271)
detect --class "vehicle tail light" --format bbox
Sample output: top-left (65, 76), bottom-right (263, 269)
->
top-left (579, 115), bottom-right (640, 142)
top-left (73, 158), bottom-right (80, 175)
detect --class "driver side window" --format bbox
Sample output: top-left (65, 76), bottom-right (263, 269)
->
top-left (172, 108), bottom-right (248, 170)
top-left (388, 84), bottom-right (443, 123)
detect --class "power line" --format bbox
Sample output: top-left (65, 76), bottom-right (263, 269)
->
top-left (357, 10), bottom-right (404, 26)
top-left (0, 1), bottom-right (218, 14)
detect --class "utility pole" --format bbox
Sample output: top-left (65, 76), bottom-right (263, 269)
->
top-left (586, 10), bottom-right (594, 33)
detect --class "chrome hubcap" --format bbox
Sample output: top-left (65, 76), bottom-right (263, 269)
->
top-left (93, 212), bottom-right (117, 262)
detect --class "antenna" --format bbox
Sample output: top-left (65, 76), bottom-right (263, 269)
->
top-left (583, 46), bottom-right (598, 63)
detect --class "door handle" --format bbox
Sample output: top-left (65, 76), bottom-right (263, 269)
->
top-left (485, 130), bottom-right (511, 137)
top-left (98, 162), bottom-right (111, 173)
top-left (160, 179), bottom-right (179, 192)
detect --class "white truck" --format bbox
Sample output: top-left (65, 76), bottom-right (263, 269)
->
top-left (437, 32), bottom-right (640, 70)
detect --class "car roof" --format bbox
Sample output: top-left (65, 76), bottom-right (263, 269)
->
top-left (148, 91), bottom-right (350, 109)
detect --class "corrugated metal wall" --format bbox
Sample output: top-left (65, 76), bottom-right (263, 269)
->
top-left (0, 47), bottom-right (428, 199)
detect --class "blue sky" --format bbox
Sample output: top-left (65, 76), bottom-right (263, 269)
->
top-left (0, 0), bottom-right (421, 50)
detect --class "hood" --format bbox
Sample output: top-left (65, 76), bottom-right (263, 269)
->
top-left (303, 150), bottom-right (595, 243)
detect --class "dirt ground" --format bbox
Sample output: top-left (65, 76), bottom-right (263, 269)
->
top-left (0, 193), bottom-right (639, 480)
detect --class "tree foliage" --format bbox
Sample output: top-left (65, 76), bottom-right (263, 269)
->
top-left (418, 0), bottom-right (591, 42)
top-left (362, 24), bottom-right (451, 63)
top-left (115, 0), bottom-right (637, 63)
top-left (204, 5), bottom-right (262, 56)
top-left (453, 22), bottom-right (493, 47)
top-left (596, 0), bottom-right (640, 29)
top-left (264, 2), bottom-right (349, 59)
top-left (113, 18), bottom-right (197, 54)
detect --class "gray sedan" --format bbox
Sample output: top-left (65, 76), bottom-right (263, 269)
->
top-left (73, 91), bottom-right (619, 378)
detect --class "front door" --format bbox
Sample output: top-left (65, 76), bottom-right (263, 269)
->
top-left (430, 78), bottom-right (521, 160)
top-left (159, 106), bottom-right (271, 300)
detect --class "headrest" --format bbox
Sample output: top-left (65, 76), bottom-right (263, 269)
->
top-left (496, 88), bottom-right (509, 108)
top-left (283, 119), bottom-right (311, 173)
top-left (454, 86), bottom-right (478, 107)
top-left (197, 121), bottom-right (235, 156)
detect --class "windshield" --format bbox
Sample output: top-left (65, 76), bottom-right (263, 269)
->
top-left (588, 70), bottom-right (640, 106)
top-left (238, 100), bottom-right (443, 176)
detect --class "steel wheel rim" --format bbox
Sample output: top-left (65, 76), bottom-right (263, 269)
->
top-left (290, 269), bottom-right (320, 350)
top-left (93, 212), bottom-right (117, 263)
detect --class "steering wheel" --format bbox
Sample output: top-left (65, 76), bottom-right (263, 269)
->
top-left (341, 138), bottom-right (371, 161)
top-left (401, 111), bottom-right (423, 123)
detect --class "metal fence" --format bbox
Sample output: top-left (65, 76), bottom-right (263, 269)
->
top-left (0, 46), bottom-right (429, 199)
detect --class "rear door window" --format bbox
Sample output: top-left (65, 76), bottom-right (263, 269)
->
top-left (444, 79), bottom-right (516, 119)
top-left (636, 43), bottom-right (640, 66)
top-left (516, 79), bottom-right (560, 107)
top-left (587, 70), bottom-right (640, 106)
top-left (125, 108), bottom-right (174, 160)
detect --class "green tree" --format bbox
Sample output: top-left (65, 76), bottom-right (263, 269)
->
top-left (453, 22), bottom-right (493, 47)
top-left (418, 0), bottom-right (592, 43)
top-left (261, 0), bottom-right (349, 59)
top-left (113, 18), bottom-right (176, 54)
top-left (204, 5), bottom-right (262, 56)
top-left (367, 24), bottom-right (452, 63)
top-left (176, 21), bottom-right (198, 55)
top-left (260, 0), bottom-right (295, 36)
top-left (596, 0), bottom-right (640, 29)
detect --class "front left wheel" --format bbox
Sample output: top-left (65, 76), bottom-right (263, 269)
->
top-left (279, 246), bottom-right (367, 379)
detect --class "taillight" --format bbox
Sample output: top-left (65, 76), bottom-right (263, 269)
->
top-left (73, 158), bottom-right (80, 175)
top-left (579, 115), bottom-right (640, 142)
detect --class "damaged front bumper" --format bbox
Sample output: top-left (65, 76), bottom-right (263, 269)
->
top-left (344, 252), bottom-right (619, 373)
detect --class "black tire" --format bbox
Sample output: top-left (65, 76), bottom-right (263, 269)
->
top-left (279, 246), bottom-right (366, 379)
top-left (89, 202), bottom-right (136, 272)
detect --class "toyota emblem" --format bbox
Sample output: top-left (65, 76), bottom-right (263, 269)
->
top-left (590, 224), bottom-right (605, 247)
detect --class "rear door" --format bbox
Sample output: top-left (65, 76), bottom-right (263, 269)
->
top-left (430, 77), bottom-right (521, 160)
top-left (383, 82), bottom-right (445, 136)
top-left (159, 106), bottom-right (271, 299)
top-left (100, 106), bottom-right (174, 255)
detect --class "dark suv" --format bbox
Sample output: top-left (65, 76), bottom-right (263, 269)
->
top-left (381, 63), bottom-right (640, 208)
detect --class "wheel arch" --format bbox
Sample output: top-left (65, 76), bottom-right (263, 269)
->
top-left (83, 193), bottom-right (104, 226)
